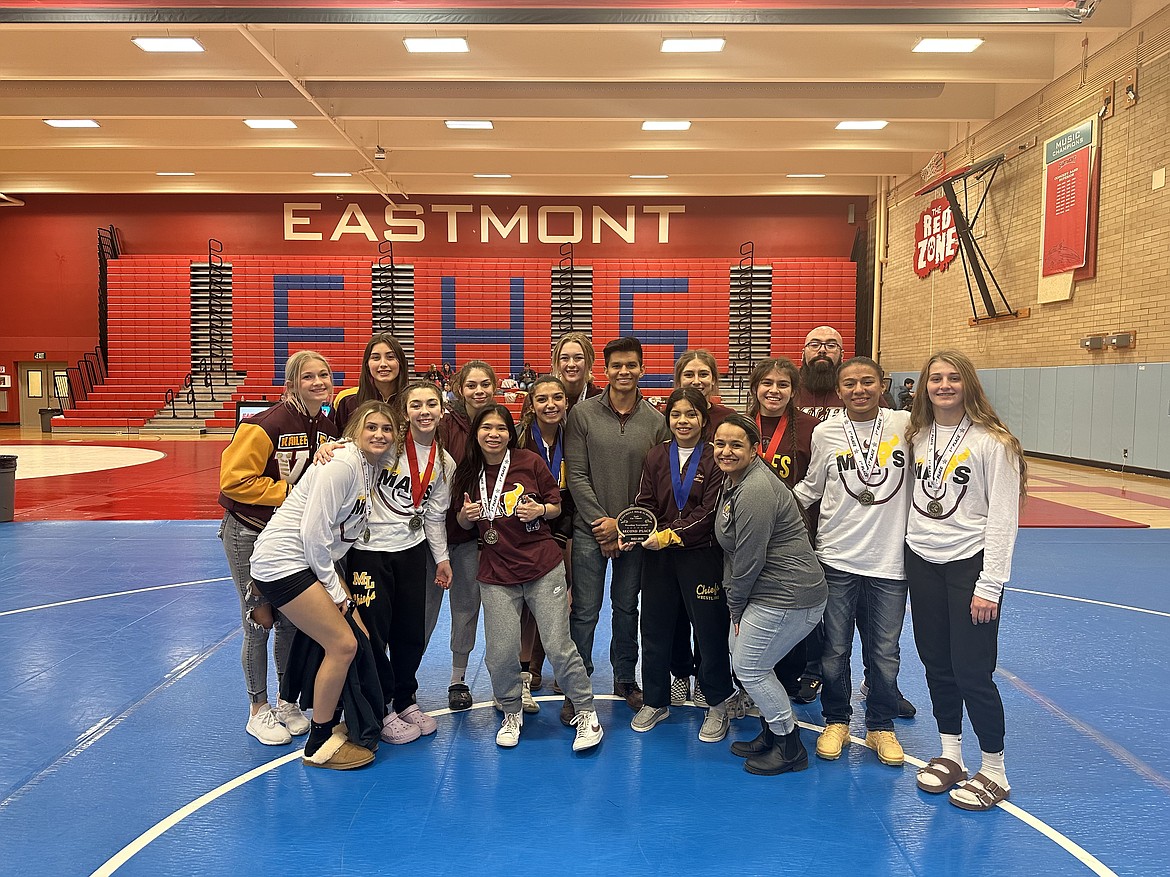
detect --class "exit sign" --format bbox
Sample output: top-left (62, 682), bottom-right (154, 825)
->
top-left (34, 352), bottom-right (46, 359)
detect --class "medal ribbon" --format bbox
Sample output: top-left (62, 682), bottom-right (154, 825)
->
top-left (842, 410), bottom-right (884, 487)
top-left (405, 437), bottom-right (437, 512)
top-left (756, 413), bottom-right (790, 465)
top-left (669, 440), bottom-right (703, 514)
top-left (926, 416), bottom-right (972, 496)
top-left (478, 450), bottom-right (512, 526)
top-left (531, 423), bottom-right (564, 486)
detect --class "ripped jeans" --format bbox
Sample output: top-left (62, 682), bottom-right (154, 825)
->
top-left (218, 513), bottom-right (294, 706)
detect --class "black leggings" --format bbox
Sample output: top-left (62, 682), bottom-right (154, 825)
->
top-left (905, 547), bottom-right (1005, 753)
top-left (348, 542), bottom-right (429, 715)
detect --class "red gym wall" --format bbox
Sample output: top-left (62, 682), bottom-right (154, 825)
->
top-left (0, 193), bottom-right (864, 423)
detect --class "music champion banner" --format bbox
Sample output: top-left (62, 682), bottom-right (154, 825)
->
top-left (1040, 117), bottom-right (1096, 278)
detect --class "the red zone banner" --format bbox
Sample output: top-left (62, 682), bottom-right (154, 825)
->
top-left (913, 197), bottom-right (958, 279)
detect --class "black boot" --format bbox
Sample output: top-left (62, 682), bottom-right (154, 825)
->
top-left (730, 716), bottom-right (774, 758)
top-left (745, 727), bottom-right (809, 776)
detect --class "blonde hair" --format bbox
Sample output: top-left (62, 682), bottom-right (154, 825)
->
top-left (343, 400), bottom-right (397, 443)
top-left (907, 350), bottom-right (1027, 496)
top-left (282, 350), bottom-right (332, 413)
top-left (551, 332), bottom-right (595, 384)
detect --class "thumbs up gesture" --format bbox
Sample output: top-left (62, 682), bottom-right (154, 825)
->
top-left (459, 492), bottom-right (481, 528)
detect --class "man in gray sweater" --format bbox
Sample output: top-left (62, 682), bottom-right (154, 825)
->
top-left (564, 337), bottom-right (669, 723)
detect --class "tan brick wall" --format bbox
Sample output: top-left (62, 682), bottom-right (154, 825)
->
top-left (878, 50), bottom-right (1170, 373)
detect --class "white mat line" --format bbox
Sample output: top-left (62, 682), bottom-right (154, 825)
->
top-left (0, 578), bottom-right (229, 617)
top-left (1006, 587), bottom-right (1170, 619)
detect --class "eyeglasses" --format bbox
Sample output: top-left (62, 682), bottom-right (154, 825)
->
top-left (804, 340), bottom-right (841, 351)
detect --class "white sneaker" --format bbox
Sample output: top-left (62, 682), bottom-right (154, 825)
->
top-left (522, 672), bottom-right (541, 714)
top-left (246, 705), bottom-right (292, 745)
top-left (572, 709), bottom-right (604, 751)
top-left (497, 711), bottom-right (523, 747)
top-left (274, 699), bottom-right (310, 736)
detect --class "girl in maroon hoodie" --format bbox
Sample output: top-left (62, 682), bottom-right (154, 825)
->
top-left (424, 359), bottom-right (499, 711)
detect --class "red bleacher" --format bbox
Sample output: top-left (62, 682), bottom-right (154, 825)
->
top-left (67, 253), bottom-right (856, 431)
top-left (56, 257), bottom-right (197, 430)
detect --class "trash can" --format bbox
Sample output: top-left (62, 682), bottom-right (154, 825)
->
top-left (0, 455), bottom-right (15, 523)
top-left (39, 408), bottom-right (62, 434)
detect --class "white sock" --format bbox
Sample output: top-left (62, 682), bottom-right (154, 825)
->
top-left (940, 733), bottom-right (966, 769)
top-left (979, 750), bottom-right (1009, 788)
top-left (450, 668), bottom-right (465, 686)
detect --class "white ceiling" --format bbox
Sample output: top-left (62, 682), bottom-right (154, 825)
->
top-left (0, 2), bottom-right (1160, 199)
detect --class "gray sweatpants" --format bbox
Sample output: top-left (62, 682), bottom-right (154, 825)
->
top-left (479, 562), bottom-right (595, 715)
top-left (423, 539), bottom-right (482, 670)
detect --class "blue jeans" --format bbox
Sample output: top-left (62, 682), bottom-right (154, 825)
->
top-left (570, 526), bottom-right (642, 683)
top-left (819, 564), bottom-right (908, 730)
top-left (732, 601), bottom-right (825, 736)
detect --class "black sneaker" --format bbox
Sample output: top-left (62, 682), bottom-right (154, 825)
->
top-left (862, 678), bottom-right (916, 719)
top-left (793, 677), bottom-right (821, 704)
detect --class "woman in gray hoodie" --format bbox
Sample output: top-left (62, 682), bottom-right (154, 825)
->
top-left (713, 414), bottom-right (827, 776)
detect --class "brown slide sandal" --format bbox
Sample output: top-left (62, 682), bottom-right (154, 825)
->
top-left (949, 772), bottom-right (1011, 811)
top-left (916, 757), bottom-right (968, 794)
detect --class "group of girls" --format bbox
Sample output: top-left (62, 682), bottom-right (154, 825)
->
top-left (218, 333), bottom-right (1024, 810)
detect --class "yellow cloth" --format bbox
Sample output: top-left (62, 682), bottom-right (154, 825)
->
top-left (651, 528), bottom-right (682, 550)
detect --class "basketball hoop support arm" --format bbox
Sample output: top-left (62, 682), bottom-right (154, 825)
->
top-left (916, 153), bottom-right (1016, 322)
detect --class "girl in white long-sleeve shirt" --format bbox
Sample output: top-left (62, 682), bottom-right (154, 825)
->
top-left (904, 350), bottom-right (1026, 812)
top-left (250, 400), bottom-right (397, 771)
top-left (348, 381), bottom-right (455, 745)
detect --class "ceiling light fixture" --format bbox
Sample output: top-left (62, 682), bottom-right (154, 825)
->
top-left (660, 38), bottom-right (725, 53)
top-left (630, 175), bottom-right (669, 179)
top-left (43, 119), bottom-right (99, 128)
top-left (786, 173), bottom-right (826, 178)
top-left (404, 37), bottom-right (469, 53)
top-left (473, 174), bottom-right (512, 178)
top-left (312, 172), bottom-right (353, 177)
top-left (132, 36), bottom-right (205, 53)
top-left (156, 172), bottom-right (195, 176)
top-left (836, 120), bottom-right (888, 130)
top-left (642, 120), bottom-right (692, 131)
top-left (244, 119), bottom-right (297, 129)
top-left (445, 120), bottom-right (493, 129)
top-left (912, 38), bottom-right (984, 53)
